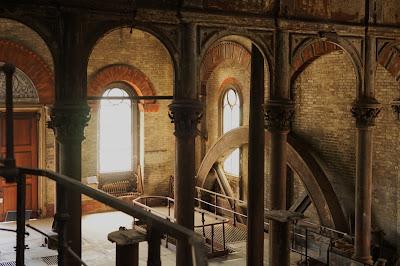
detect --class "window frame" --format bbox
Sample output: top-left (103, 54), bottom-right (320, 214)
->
top-left (97, 82), bottom-right (140, 175)
top-left (218, 84), bottom-right (243, 177)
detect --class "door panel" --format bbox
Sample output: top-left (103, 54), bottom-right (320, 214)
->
top-left (0, 112), bottom-right (38, 221)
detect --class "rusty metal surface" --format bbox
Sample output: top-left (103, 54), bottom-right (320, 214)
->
top-left (196, 126), bottom-right (348, 232)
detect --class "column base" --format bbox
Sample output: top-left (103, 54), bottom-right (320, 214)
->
top-left (352, 255), bottom-right (373, 265)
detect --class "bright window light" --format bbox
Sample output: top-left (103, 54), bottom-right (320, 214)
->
top-left (222, 88), bottom-right (240, 176)
top-left (99, 88), bottom-right (132, 173)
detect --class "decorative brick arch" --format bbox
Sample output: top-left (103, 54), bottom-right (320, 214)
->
top-left (378, 44), bottom-right (400, 82)
top-left (0, 40), bottom-right (54, 104)
top-left (292, 40), bottom-right (341, 78)
top-left (200, 41), bottom-right (251, 84)
top-left (88, 64), bottom-right (159, 112)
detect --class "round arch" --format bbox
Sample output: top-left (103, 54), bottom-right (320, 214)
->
top-left (200, 30), bottom-right (273, 73)
top-left (378, 42), bottom-right (400, 82)
top-left (290, 38), bottom-right (362, 97)
top-left (0, 39), bottom-right (54, 104)
top-left (201, 41), bottom-right (251, 84)
top-left (85, 24), bottom-right (178, 93)
top-left (88, 64), bottom-right (159, 112)
top-left (196, 126), bottom-right (348, 232)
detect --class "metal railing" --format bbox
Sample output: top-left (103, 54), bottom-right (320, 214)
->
top-left (195, 186), bottom-right (377, 265)
top-left (0, 63), bottom-right (208, 266)
top-left (132, 196), bottom-right (230, 255)
top-left (291, 228), bottom-right (373, 265)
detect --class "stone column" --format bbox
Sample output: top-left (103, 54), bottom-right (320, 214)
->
top-left (169, 22), bottom-right (202, 266)
top-left (246, 44), bottom-right (265, 266)
top-left (50, 10), bottom-right (90, 265)
top-left (351, 99), bottom-right (380, 265)
top-left (265, 101), bottom-right (294, 266)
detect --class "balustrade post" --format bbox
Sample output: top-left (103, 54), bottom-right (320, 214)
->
top-left (147, 226), bottom-right (162, 266)
top-left (108, 228), bottom-right (146, 266)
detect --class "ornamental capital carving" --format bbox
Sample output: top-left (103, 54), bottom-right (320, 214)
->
top-left (48, 104), bottom-right (90, 143)
top-left (264, 100), bottom-right (295, 132)
top-left (392, 99), bottom-right (400, 121)
top-left (168, 100), bottom-right (203, 138)
top-left (351, 99), bottom-right (381, 128)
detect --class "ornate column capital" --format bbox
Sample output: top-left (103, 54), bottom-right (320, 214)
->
top-left (351, 98), bottom-right (381, 128)
top-left (391, 99), bottom-right (400, 120)
top-left (264, 100), bottom-right (295, 132)
top-left (48, 104), bottom-right (90, 143)
top-left (168, 99), bottom-right (203, 138)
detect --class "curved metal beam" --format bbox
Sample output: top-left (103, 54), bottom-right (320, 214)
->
top-left (196, 126), bottom-right (348, 232)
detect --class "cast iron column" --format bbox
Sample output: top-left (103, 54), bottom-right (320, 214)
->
top-left (169, 22), bottom-right (202, 266)
top-left (265, 101), bottom-right (294, 266)
top-left (265, 28), bottom-right (294, 266)
top-left (49, 105), bottom-right (90, 265)
top-left (351, 100), bottom-right (380, 265)
top-left (246, 44), bottom-right (265, 266)
top-left (50, 10), bottom-right (90, 265)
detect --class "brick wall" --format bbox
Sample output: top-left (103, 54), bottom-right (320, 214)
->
top-left (292, 50), bottom-right (357, 224)
top-left (373, 65), bottom-right (400, 246)
top-left (85, 28), bottom-right (175, 196)
top-left (0, 18), bottom-right (53, 70)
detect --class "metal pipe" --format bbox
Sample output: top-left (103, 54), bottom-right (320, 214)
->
top-left (16, 174), bottom-right (26, 266)
top-left (3, 64), bottom-right (16, 170)
top-left (222, 222), bottom-right (226, 251)
top-left (87, 95), bottom-right (173, 101)
top-left (211, 225), bottom-right (214, 253)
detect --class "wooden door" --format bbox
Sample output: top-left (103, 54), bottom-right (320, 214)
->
top-left (0, 112), bottom-right (39, 221)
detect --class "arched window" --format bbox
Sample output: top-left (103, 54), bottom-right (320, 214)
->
top-left (99, 86), bottom-right (138, 173)
top-left (222, 87), bottom-right (241, 176)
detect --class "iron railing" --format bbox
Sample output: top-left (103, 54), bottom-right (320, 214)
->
top-left (132, 196), bottom-right (229, 255)
top-left (0, 63), bottom-right (208, 266)
top-left (195, 186), bottom-right (375, 265)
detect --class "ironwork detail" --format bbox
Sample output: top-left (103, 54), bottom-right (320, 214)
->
top-left (48, 105), bottom-right (90, 142)
top-left (0, 64), bottom-right (38, 103)
top-left (351, 99), bottom-right (381, 128)
top-left (264, 101), bottom-right (295, 132)
top-left (168, 100), bottom-right (203, 138)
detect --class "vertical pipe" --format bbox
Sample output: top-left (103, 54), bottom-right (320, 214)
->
top-left (211, 225), bottom-right (214, 253)
top-left (222, 222), bottom-right (226, 251)
top-left (4, 64), bottom-right (16, 169)
top-left (246, 44), bottom-right (265, 266)
top-left (16, 174), bottom-right (26, 266)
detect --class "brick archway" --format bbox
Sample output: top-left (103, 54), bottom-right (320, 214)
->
top-left (292, 40), bottom-right (341, 78)
top-left (0, 40), bottom-right (54, 104)
top-left (200, 41), bottom-right (251, 84)
top-left (378, 44), bottom-right (400, 82)
top-left (88, 64), bottom-right (159, 112)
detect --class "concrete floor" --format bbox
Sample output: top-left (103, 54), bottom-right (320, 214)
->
top-left (0, 211), bottom-right (301, 265)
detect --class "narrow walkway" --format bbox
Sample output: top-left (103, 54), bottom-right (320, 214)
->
top-left (0, 211), bottom-right (301, 265)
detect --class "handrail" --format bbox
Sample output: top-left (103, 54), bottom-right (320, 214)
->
top-left (132, 195), bottom-right (229, 255)
top-left (196, 185), bottom-right (352, 238)
top-left (14, 167), bottom-right (207, 265)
